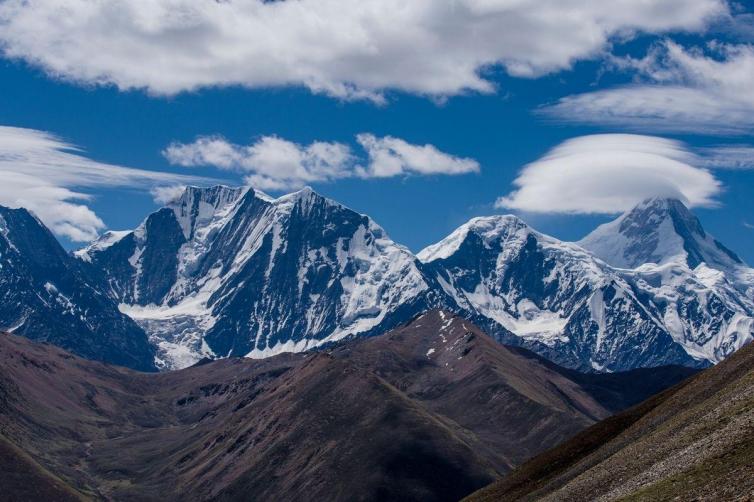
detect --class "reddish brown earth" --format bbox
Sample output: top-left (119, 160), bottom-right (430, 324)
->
top-left (0, 310), bottom-right (695, 501)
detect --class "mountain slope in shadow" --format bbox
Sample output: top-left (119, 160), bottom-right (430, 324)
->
top-left (0, 311), bottom-right (695, 501)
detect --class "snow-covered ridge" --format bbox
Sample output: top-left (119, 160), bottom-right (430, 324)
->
top-left (80, 185), bottom-right (436, 370)
top-left (418, 197), bottom-right (753, 371)
top-left (74, 230), bottom-right (131, 263)
top-left (75, 189), bottom-right (754, 373)
top-left (418, 215), bottom-right (529, 263)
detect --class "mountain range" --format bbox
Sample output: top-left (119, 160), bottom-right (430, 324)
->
top-left (0, 312), bottom-right (695, 501)
top-left (1, 185), bottom-right (752, 372)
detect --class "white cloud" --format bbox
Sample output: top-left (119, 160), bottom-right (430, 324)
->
top-left (356, 134), bottom-right (479, 177)
top-left (0, 126), bottom-right (209, 241)
top-left (164, 136), bottom-right (354, 191)
top-left (0, 0), bottom-right (727, 101)
top-left (697, 145), bottom-right (754, 169)
top-left (542, 40), bottom-right (754, 135)
top-left (150, 185), bottom-right (190, 205)
top-left (497, 134), bottom-right (722, 214)
top-left (163, 134), bottom-right (478, 190)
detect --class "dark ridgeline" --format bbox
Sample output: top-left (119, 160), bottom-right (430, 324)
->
top-left (0, 206), bottom-right (155, 371)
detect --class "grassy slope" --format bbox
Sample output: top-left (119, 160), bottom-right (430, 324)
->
top-left (464, 342), bottom-right (754, 502)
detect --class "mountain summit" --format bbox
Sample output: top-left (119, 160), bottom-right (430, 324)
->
top-left (418, 213), bottom-right (706, 371)
top-left (81, 185), bottom-right (450, 369)
top-left (579, 197), bottom-right (743, 270)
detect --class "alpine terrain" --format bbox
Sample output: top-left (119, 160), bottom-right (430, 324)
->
top-left (420, 197), bottom-right (754, 371)
top-left (465, 326), bottom-right (754, 502)
top-left (77, 186), bottom-right (453, 369)
top-left (0, 206), bottom-right (156, 371)
top-left (67, 186), bottom-right (754, 372)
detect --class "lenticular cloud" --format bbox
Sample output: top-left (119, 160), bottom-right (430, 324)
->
top-left (496, 134), bottom-right (721, 214)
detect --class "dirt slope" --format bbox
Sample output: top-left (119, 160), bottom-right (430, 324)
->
top-left (0, 311), bottom-right (695, 501)
top-left (465, 340), bottom-right (754, 502)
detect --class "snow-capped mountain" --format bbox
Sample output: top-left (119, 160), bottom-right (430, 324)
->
top-left (69, 187), bottom-right (752, 372)
top-left (578, 197), bottom-right (754, 366)
top-left (578, 197), bottom-right (743, 270)
top-left (418, 215), bottom-right (703, 371)
top-left (418, 198), bottom-right (754, 371)
top-left (81, 185), bottom-right (451, 369)
top-left (0, 205), bottom-right (156, 371)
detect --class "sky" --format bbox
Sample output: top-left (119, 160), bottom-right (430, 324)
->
top-left (0, 0), bottom-right (753, 262)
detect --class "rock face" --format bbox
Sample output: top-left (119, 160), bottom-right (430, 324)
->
top-left (0, 206), bottom-right (156, 371)
top-left (73, 187), bottom-right (753, 372)
top-left (0, 313), bottom-right (694, 502)
top-left (82, 186), bottom-right (452, 369)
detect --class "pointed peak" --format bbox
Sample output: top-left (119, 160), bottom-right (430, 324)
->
top-left (276, 186), bottom-right (319, 203)
top-left (0, 206), bottom-right (48, 236)
top-left (73, 230), bottom-right (131, 262)
top-left (0, 204), bottom-right (34, 220)
top-left (621, 196), bottom-right (705, 242)
top-left (418, 214), bottom-right (532, 263)
top-left (296, 185), bottom-right (315, 196)
top-left (458, 215), bottom-right (536, 247)
top-left (580, 196), bottom-right (742, 270)
top-left (466, 214), bottom-right (529, 233)
top-left (631, 196), bottom-right (693, 216)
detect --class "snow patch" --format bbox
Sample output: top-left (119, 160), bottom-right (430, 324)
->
top-left (74, 230), bottom-right (131, 262)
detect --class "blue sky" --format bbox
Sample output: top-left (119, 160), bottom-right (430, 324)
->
top-left (0, 0), bottom-right (753, 262)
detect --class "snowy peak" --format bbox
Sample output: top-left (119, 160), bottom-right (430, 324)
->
top-left (416, 205), bottom-right (754, 372)
top-left (579, 197), bottom-right (743, 270)
top-left (0, 206), bottom-right (70, 271)
top-left (57, 186), bottom-right (751, 374)
top-left (73, 230), bottom-right (131, 263)
top-left (418, 215), bottom-right (532, 263)
top-left (0, 205), bottom-right (156, 371)
top-left (271, 186), bottom-right (353, 221)
top-left (76, 184), bottom-right (441, 369)
top-left (168, 185), bottom-right (248, 239)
